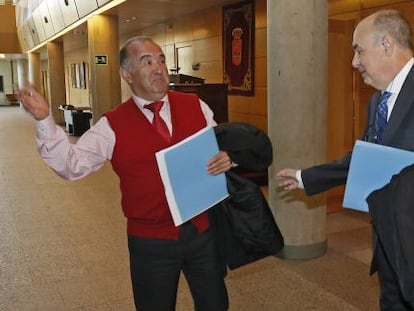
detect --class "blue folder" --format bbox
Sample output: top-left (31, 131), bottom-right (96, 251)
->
top-left (343, 140), bottom-right (414, 212)
top-left (156, 126), bottom-right (229, 226)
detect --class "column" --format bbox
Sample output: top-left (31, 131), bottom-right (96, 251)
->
top-left (47, 41), bottom-right (66, 125)
top-left (28, 52), bottom-right (41, 90)
top-left (267, 0), bottom-right (328, 259)
top-left (87, 14), bottom-right (121, 123)
top-left (16, 58), bottom-right (28, 88)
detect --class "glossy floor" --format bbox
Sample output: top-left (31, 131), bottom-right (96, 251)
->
top-left (0, 106), bottom-right (379, 310)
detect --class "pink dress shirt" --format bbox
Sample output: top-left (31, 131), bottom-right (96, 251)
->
top-left (36, 94), bottom-right (217, 180)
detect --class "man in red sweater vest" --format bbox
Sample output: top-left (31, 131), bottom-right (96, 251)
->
top-left (17, 36), bottom-right (232, 310)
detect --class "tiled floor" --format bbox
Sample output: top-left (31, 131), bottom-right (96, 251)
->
top-left (0, 106), bottom-right (379, 310)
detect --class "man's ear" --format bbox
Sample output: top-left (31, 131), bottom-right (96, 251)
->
top-left (382, 36), bottom-right (394, 56)
top-left (120, 68), bottom-right (132, 84)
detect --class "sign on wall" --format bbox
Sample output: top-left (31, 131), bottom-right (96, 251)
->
top-left (95, 55), bottom-right (108, 65)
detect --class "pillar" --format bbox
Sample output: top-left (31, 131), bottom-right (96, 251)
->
top-left (267, 0), bottom-right (328, 259)
top-left (87, 14), bottom-right (121, 123)
top-left (16, 58), bottom-right (28, 88)
top-left (28, 52), bottom-right (41, 90)
top-left (47, 41), bottom-right (66, 125)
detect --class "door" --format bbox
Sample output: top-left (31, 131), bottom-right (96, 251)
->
top-left (327, 19), bottom-right (357, 212)
top-left (176, 45), bottom-right (194, 76)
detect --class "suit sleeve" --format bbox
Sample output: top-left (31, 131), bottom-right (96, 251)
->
top-left (301, 94), bottom-right (379, 196)
top-left (301, 152), bottom-right (351, 195)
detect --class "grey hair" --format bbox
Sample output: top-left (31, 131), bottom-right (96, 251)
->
top-left (372, 9), bottom-right (413, 50)
top-left (119, 36), bottom-right (157, 71)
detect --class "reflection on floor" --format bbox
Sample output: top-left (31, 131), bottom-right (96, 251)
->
top-left (0, 106), bottom-right (379, 310)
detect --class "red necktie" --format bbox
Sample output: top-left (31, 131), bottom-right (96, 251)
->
top-left (144, 101), bottom-right (171, 142)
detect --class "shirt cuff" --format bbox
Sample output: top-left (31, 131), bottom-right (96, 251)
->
top-left (296, 170), bottom-right (304, 189)
top-left (37, 115), bottom-right (58, 140)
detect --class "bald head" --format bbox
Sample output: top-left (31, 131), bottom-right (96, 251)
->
top-left (352, 10), bottom-right (413, 90)
top-left (364, 9), bottom-right (412, 51)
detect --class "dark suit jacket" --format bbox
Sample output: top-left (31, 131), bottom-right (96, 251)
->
top-left (211, 122), bottom-right (284, 270)
top-left (302, 65), bottom-right (414, 195)
top-left (366, 165), bottom-right (414, 307)
top-left (300, 65), bottom-right (414, 292)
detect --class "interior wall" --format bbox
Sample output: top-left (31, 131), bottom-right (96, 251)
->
top-left (0, 6), bottom-right (21, 53)
top-left (228, 0), bottom-right (267, 133)
top-left (64, 48), bottom-right (90, 108)
top-left (328, 0), bottom-right (412, 18)
top-left (63, 25), bottom-right (90, 109)
top-left (56, 0), bottom-right (414, 131)
top-left (53, 0), bottom-right (272, 134)
top-left (0, 60), bottom-right (15, 94)
top-left (120, 0), bottom-right (268, 133)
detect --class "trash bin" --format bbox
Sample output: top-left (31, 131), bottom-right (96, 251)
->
top-left (71, 110), bottom-right (92, 136)
top-left (59, 104), bottom-right (75, 134)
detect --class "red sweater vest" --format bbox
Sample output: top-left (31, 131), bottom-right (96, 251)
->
top-left (105, 91), bottom-right (210, 239)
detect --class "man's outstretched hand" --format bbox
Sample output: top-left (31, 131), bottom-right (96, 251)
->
top-left (15, 82), bottom-right (50, 121)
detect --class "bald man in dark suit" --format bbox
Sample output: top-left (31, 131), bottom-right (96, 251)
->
top-left (277, 9), bottom-right (414, 310)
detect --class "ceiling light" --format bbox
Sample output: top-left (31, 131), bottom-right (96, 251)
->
top-left (126, 16), bottom-right (136, 22)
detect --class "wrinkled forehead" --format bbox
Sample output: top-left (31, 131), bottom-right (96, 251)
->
top-left (130, 40), bottom-right (164, 57)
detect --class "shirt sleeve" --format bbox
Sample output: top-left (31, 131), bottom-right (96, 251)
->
top-left (296, 170), bottom-right (305, 189)
top-left (36, 115), bottom-right (115, 180)
top-left (199, 99), bottom-right (217, 127)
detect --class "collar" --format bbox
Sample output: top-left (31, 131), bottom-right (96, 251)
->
top-left (131, 93), bottom-right (169, 109)
top-left (385, 57), bottom-right (414, 94)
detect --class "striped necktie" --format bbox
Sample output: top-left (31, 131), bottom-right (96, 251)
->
top-left (374, 91), bottom-right (391, 143)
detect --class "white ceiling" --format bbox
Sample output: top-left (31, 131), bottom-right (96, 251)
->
top-left (1, 0), bottom-right (240, 60)
top-left (5, 0), bottom-right (408, 60)
top-left (2, 0), bottom-right (240, 35)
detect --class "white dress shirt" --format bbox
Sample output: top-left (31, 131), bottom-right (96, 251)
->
top-left (296, 58), bottom-right (414, 188)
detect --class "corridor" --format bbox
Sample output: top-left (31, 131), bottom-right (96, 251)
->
top-left (0, 106), bottom-right (379, 310)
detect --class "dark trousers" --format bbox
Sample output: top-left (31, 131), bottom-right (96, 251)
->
top-left (128, 223), bottom-right (228, 311)
top-left (374, 239), bottom-right (413, 310)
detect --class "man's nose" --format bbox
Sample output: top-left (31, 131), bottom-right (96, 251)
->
top-left (351, 53), bottom-right (359, 68)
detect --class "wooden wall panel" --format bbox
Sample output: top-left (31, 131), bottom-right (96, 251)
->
top-left (0, 6), bottom-right (21, 53)
top-left (327, 19), bottom-right (355, 212)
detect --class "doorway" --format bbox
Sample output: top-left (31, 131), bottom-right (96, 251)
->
top-left (327, 19), bottom-right (358, 212)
